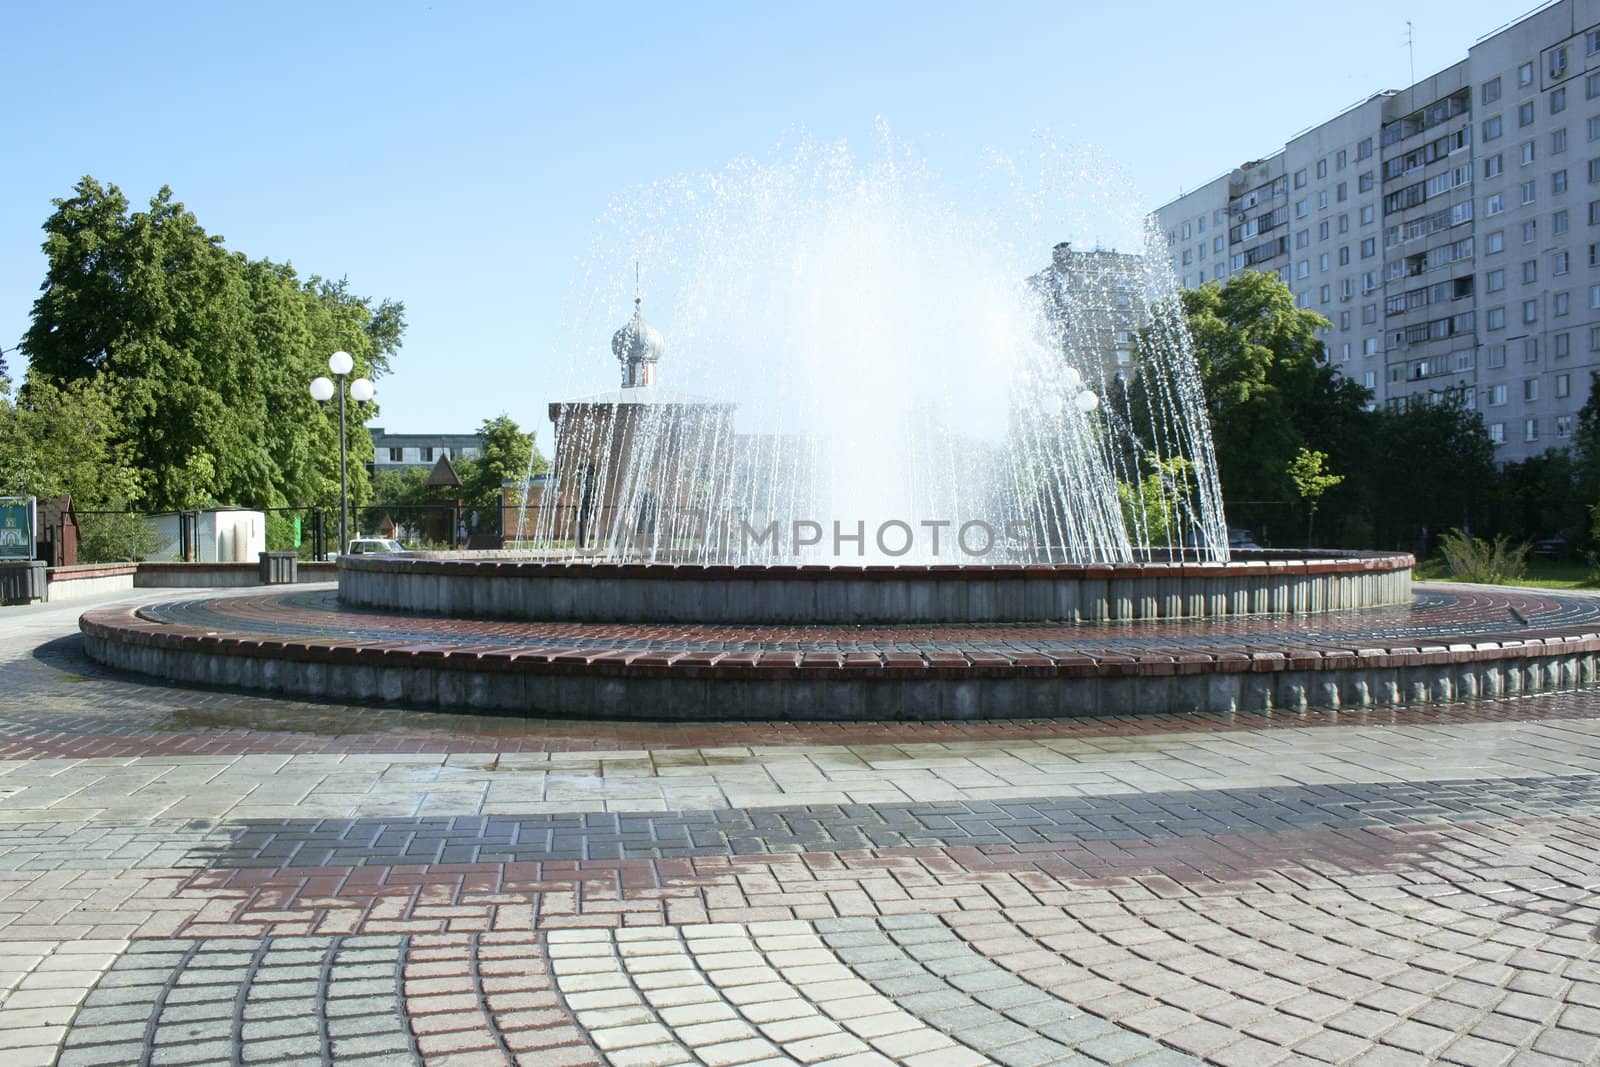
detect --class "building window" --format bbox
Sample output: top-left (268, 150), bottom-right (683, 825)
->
top-left (1296, 229), bottom-right (1309, 249)
top-left (1336, 149), bottom-right (1347, 170)
top-left (1518, 101), bottom-right (1535, 128)
top-left (1525, 418), bottom-right (1539, 442)
top-left (1364, 336), bottom-right (1378, 355)
top-left (1339, 213), bottom-right (1351, 233)
top-left (1359, 171), bottom-right (1374, 193)
top-left (1521, 141), bottom-right (1536, 166)
top-left (1590, 71), bottom-right (1600, 98)
top-left (1294, 169), bottom-right (1307, 189)
top-left (1484, 116), bottom-right (1503, 141)
top-left (1489, 422), bottom-right (1505, 444)
top-left (1555, 169), bottom-right (1569, 194)
top-left (1559, 414), bottom-right (1574, 438)
top-left (1295, 199), bottom-right (1308, 218)
top-left (1526, 378), bottom-right (1539, 401)
top-left (1556, 209), bottom-right (1570, 234)
top-left (1364, 370), bottom-right (1376, 389)
top-left (1555, 128), bottom-right (1569, 154)
top-left (1483, 77), bottom-right (1502, 104)
top-left (421, 447), bottom-right (434, 462)
top-left (1487, 306), bottom-right (1506, 330)
top-left (1316, 159), bottom-right (1328, 180)
top-left (1489, 384), bottom-right (1508, 406)
top-left (1487, 269), bottom-right (1505, 292)
top-left (1553, 87), bottom-right (1568, 114)
top-left (1358, 138), bottom-right (1373, 160)
top-left (1339, 245), bottom-right (1351, 266)
top-left (1551, 46), bottom-right (1569, 79)
top-left (1589, 29), bottom-right (1600, 55)
top-left (1489, 345), bottom-right (1507, 368)
top-left (1361, 236), bottom-right (1376, 258)
top-left (1556, 291), bottom-right (1570, 317)
top-left (1555, 250), bottom-right (1570, 274)
top-left (1488, 230), bottom-right (1505, 253)
top-left (1524, 220), bottom-right (1537, 243)
top-left (1487, 193), bottom-right (1505, 216)
top-left (388, 447), bottom-right (403, 462)
top-left (1557, 332), bottom-right (1571, 358)
top-left (1485, 154), bottom-right (1504, 178)
top-left (1522, 180), bottom-right (1536, 205)
top-left (1360, 204), bottom-right (1375, 225)
top-left (1591, 325), bottom-right (1600, 351)
top-left (1558, 373), bottom-right (1572, 398)
top-left (1336, 182), bottom-right (1348, 203)
top-left (1318, 190), bottom-right (1329, 210)
top-left (1520, 61), bottom-right (1535, 87)
top-left (1523, 299), bottom-right (1538, 325)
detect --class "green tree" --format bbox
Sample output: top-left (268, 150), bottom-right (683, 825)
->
top-left (0, 375), bottom-right (140, 509)
top-left (1286, 447), bottom-right (1343, 546)
top-left (1117, 454), bottom-right (1194, 548)
top-left (19, 176), bottom-right (403, 513)
top-left (1360, 397), bottom-right (1495, 552)
top-left (1174, 271), bottom-right (1368, 541)
top-left (459, 415), bottom-right (547, 521)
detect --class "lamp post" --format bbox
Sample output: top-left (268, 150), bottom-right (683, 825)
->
top-left (310, 351), bottom-right (375, 558)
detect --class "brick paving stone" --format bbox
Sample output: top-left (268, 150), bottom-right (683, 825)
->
top-left (9, 589), bottom-right (1600, 1064)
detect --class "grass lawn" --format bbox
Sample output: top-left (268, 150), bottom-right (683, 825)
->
top-left (1414, 555), bottom-right (1600, 590)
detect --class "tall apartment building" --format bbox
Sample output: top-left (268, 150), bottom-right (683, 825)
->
top-left (1027, 242), bottom-right (1147, 383)
top-left (1154, 0), bottom-right (1600, 461)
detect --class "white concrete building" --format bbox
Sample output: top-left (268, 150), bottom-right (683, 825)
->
top-left (1154, 0), bottom-right (1600, 461)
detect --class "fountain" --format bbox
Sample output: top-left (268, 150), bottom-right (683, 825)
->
top-left (85, 139), bottom-right (1600, 721)
top-left (337, 142), bottom-right (1407, 627)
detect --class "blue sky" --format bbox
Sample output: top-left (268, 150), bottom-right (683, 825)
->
top-left (2, 0), bottom-right (1524, 444)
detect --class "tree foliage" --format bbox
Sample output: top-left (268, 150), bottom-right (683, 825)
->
top-left (459, 414), bottom-right (547, 513)
top-left (0, 375), bottom-right (140, 508)
top-left (1171, 271), bottom-right (1504, 550)
top-left (18, 176), bottom-right (404, 513)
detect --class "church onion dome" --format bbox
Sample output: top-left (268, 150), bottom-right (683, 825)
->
top-left (612, 298), bottom-right (666, 365)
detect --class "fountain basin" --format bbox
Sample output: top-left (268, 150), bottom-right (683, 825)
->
top-left (336, 550), bottom-right (1414, 625)
top-left (79, 581), bottom-right (1600, 719)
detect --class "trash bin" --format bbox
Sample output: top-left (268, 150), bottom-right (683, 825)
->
top-left (258, 551), bottom-right (299, 585)
top-left (0, 560), bottom-right (47, 604)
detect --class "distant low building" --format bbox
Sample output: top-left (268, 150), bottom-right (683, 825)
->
top-left (369, 427), bottom-right (483, 470)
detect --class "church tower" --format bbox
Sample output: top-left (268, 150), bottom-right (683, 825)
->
top-left (611, 295), bottom-right (665, 389)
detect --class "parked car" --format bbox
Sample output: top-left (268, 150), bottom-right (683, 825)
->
top-left (342, 538), bottom-right (405, 556)
top-left (1228, 528), bottom-right (1263, 550)
top-left (1531, 536), bottom-right (1573, 559)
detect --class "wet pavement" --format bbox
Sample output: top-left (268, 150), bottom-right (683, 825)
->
top-left (4, 588), bottom-right (1600, 1065)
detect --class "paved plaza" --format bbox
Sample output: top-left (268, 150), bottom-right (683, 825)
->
top-left (3, 588), bottom-right (1600, 1065)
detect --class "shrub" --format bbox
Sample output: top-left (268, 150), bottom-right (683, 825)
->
top-left (79, 512), bottom-right (164, 563)
top-left (1439, 528), bottom-right (1530, 584)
